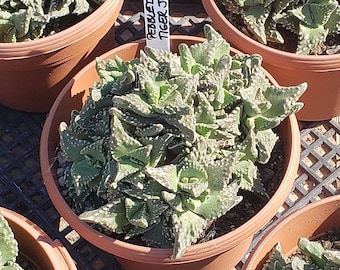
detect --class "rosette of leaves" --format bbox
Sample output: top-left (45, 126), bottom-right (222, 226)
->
top-left (219, 0), bottom-right (340, 54)
top-left (263, 238), bottom-right (340, 269)
top-left (0, 210), bottom-right (23, 270)
top-left (58, 24), bottom-right (307, 258)
top-left (0, 0), bottom-right (104, 42)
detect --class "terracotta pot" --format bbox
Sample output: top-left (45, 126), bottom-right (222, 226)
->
top-left (242, 195), bottom-right (340, 270)
top-left (40, 36), bottom-right (301, 270)
top-left (0, 0), bottom-right (123, 113)
top-left (0, 207), bottom-right (76, 269)
top-left (202, 0), bottom-right (340, 121)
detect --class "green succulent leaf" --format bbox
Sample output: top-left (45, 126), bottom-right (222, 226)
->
top-left (0, 211), bottom-right (21, 268)
top-left (145, 165), bottom-right (179, 193)
top-left (192, 182), bottom-right (242, 220)
top-left (79, 200), bottom-right (129, 233)
top-left (0, 0), bottom-right (99, 42)
top-left (59, 24), bottom-right (306, 260)
top-left (264, 237), bottom-right (340, 269)
top-left (172, 210), bottom-right (208, 259)
top-left (262, 242), bottom-right (291, 269)
top-left (222, 0), bottom-right (340, 54)
top-left (110, 116), bottom-right (143, 160)
top-left (125, 198), bottom-right (149, 228)
top-left (59, 122), bottom-right (91, 162)
top-left (244, 4), bottom-right (271, 44)
top-left (256, 129), bottom-right (279, 163)
top-left (112, 93), bottom-right (154, 117)
top-left (195, 92), bottom-right (216, 125)
top-left (323, 250), bottom-right (340, 265)
top-left (71, 159), bottom-right (101, 196)
top-left (299, 238), bottom-right (327, 268)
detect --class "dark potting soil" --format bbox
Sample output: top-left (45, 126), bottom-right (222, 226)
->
top-left (313, 227), bottom-right (340, 251)
top-left (17, 254), bottom-right (39, 270)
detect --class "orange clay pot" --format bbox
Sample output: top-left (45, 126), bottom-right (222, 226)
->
top-left (242, 195), bottom-right (340, 270)
top-left (0, 0), bottom-right (123, 113)
top-left (40, 36), bottom-right (301, 270)
top-left (202, 0), bottom-right (340, 121)
top-left (0, 207), bottom-right (76, 270)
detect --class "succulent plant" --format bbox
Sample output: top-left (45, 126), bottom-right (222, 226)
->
top-left (263, 238), bottom-right (340, 269)
top-left (58, 24), bottom-right (307, 258)
top-left (0, 210), bottom-right (23, 269)
top-left (0, 0), bottom-right (104, 42)
top-left (219, 0), bottom-right (340, 54)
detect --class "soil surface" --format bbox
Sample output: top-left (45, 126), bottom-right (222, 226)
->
top-left (17, 254), bottom-right (39, 270)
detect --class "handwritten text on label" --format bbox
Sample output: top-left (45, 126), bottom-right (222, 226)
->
top-left (143, 0), bottom-right (170, 51)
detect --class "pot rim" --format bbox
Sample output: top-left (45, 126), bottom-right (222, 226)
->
top-left (40, 35), bottom-right (301, 264)
top-left (242, 195), bottom-right (340, 270)
top-left (0, 207), bottom-right (76, 270)
top-left (0, 0), bottom-right (123, 58)
top-left (202, 0), bottom-right (340, 70)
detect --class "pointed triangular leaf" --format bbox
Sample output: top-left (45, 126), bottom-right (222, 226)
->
top-left (256, 129), bottom-right (279, 164)
top-left (112, 93), bottom-right (154, 117)
top-left (192, 182), bottom-right (242, 220)
top-left (70, 160), bottom-right (101, 196)
top-left (125, 198), bottom-right (149, 228)
top-left (80, 138), bottom-right (106, 164)
top-left (172, 210), bottom-right (207, 259)
top-left (113, 156), bottom-right (145, 185)
top-left (110, 116), bottom-right (143, 160)
top-left (79, 200), bottom-right (129, 233)
top-left (59, 122), bottom-right (91, 162)
top-left (145, 165), bottom-right (179, 193)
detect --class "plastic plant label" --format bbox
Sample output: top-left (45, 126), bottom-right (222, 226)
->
top-left (143, 0), bottom-right (170, 51)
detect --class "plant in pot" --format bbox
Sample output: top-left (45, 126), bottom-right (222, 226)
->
top-left (40, 24), bottom-right (306, 269)
top-left (202, 0), bottom-right (340, 121)
top-left (0, 0), bottom-right (123, 112)
top-left (0, 206), bottom-right (77, 269)
top-left (242, 195), bottom-right (340, 270)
